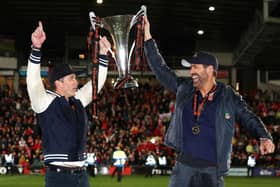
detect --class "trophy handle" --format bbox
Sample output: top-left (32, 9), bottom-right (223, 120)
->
top-left (128, 5), bottom-right (146, 72)
top-left (89, 11), bottom-right (97, 31)
top-left (128, 41), bottom-right (135, 66)
top-left (89, 11), bottom-right (103, 31)
top-left (130, 5), bottom-right (147, 29)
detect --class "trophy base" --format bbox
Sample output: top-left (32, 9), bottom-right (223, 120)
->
top-left (114, 76), bottom-right (139, 89)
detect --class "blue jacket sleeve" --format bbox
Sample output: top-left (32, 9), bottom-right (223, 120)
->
top-left (232, 89), bottom-right (272, 140)
top-left (144, 39), bottom-right (179, 93)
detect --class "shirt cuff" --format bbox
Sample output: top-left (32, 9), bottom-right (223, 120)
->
top-left (29, 47), bottom-right (41, 64)
top-left (99, 55), bottom-right (108, 67)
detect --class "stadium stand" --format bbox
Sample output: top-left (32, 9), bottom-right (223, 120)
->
top-left (0, 81), bottom-right (279, 175)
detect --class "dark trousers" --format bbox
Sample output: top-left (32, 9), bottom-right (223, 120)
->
top-left (45, 168), bottom-right (89, 187)
top-left (5, 163), bottom-right (14, 175)
top-left (168, 161), bottom-right (224, 187)
top-left (112, 166), bottom-right (123, 182)
top-left (159, 165), bottom-right (167, 175)
top-left (87, 165), bottom-right (95, 177)
top-left (247, 166), bottom-right (254, 177)
top-left (145, 165), bottom-right (154, 177)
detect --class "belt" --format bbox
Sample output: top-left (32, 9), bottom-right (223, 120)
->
top-left (46, 165), bottom-right (87, 174)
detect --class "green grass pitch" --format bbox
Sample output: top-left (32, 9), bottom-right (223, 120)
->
top-left (0, 175), bottom-right (280, 187)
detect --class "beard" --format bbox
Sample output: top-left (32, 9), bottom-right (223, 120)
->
top-left (191, 73), bottom-right (202, 88)
top-left (191, 71), bottom-right (209, 89)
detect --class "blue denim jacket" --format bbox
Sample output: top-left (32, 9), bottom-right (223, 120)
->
top-left (144, 39), bottom-right (272, 176)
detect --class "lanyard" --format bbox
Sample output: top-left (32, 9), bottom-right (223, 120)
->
top-left (193, 85), bottom-right (216, 122)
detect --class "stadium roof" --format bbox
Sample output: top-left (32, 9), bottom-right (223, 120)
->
top-left (0, 0), bottom-right (280, 70)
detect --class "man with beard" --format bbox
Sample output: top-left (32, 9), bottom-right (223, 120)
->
top-left (143, 16), bottom-right (275, 187)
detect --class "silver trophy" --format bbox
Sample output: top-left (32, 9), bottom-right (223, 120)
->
top-left (89, 6), bottom-right (146, 89)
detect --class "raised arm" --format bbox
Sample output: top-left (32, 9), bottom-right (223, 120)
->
top-left (27, 21), bottom-right (52, 113)
top-left (143, 16), bottom-right (179, 92)
top-left (75, 36), bottom-right (111, 107)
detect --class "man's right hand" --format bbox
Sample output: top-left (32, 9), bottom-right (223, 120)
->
top-left (31, 21), bottom-right (46, 49)
top-left (144, 16), bottom-right (152, 41)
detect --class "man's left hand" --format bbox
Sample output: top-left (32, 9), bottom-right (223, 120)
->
top-left (99, 36), bottom-right (111, 55)
top-left (259, 139), bottom-right (275, 155)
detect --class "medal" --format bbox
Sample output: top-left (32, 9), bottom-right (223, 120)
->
top-left (192, 85), bottom-right (216, 136)
top-left (192, 125), bottom-right (200, 135)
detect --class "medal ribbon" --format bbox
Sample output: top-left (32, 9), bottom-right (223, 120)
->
top-left (193, 84), bottom-right (217, 122)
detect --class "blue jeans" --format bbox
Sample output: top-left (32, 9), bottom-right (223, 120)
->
top-left (45, 169), bottom-right (89, 187)
top-left (168, 161), bottom-right (224, 187)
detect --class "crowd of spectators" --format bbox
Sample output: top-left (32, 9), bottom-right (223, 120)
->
top-left (0, 80), bottom-right (280, 175)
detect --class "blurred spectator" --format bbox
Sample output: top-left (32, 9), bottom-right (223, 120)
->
top-left (30, 154), bottom-right (44, 171)
top-left (158, 152), bottom-right (167, 175)
top-left (247, 153), bottom-right (256, 177)
top-left (112, 146), bottom-right (127, 182)
top-left (86, 149), bottom-right (97, 177)
top-left (4, 151), bottom-right (14, 174)
top-left (145, 151), bottom-right (156, 177)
